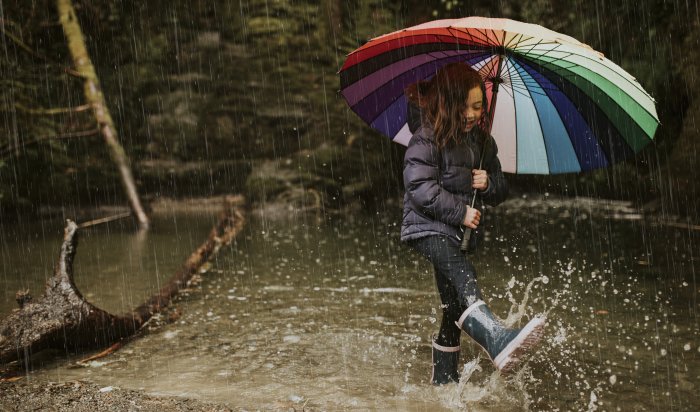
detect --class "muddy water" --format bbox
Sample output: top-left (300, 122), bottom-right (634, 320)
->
top-left (1, 196), bottom-right (698, 411)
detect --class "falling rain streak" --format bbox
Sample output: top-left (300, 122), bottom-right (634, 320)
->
top-left (1, 0), bottom-right (699, 411)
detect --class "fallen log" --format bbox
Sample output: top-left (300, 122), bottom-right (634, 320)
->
top-left (0, 195), bottom-right (246, 366)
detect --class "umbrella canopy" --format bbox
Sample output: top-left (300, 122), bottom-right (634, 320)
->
top-left (339, 17), bottom-right (659, 174)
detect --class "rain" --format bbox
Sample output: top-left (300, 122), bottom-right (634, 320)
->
top-left (0, 0), bottom-right (698, 411)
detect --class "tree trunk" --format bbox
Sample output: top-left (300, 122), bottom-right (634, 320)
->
top-left (0, 195), bottom-right (246, 366)
top-left (55, 0), bottom-right (150, 230)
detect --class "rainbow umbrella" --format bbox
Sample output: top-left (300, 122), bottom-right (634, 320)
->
top-left (339, 17), bottom-right (659, 174)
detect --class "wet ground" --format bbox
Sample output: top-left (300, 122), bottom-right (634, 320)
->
top-left (0, 380), bottom-right (232, 412)
top-left (1, 195), bottom-right (698, 411)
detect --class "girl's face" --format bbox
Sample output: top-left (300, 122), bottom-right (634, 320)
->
top-left (463, 86), bottom-right (484, 131)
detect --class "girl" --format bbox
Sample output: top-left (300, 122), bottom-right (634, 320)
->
top-left (401, 62), bottom-right (545, 384)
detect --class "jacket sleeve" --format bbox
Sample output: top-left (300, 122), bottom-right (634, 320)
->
top-left (403, 134), bottom-right (467, 227)
top-left (479, 135), bottom-right (508, 206)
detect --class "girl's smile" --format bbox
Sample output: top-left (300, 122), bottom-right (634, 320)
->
top-left (463, 86), bottom-right (484, 131)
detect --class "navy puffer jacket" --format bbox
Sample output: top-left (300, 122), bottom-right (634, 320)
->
top-left (401, 124), bottom-right (508, 243)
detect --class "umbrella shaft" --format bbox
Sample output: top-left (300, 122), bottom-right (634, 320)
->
top-left (472, 53), bottom-right (504, 215)
top-left (487, 53), bottom-right (505, 134)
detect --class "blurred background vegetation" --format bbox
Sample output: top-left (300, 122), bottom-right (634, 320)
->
top-left (0, 0), bottom-right (697, 220)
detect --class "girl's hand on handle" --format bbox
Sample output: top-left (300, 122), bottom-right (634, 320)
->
top-left (472, 169), bottom-right (489, 191)
top-left (463, 206), bottom-right (481, 229)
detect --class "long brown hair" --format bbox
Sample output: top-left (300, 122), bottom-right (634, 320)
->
top-left (406, 63), bottom-right (486, 149)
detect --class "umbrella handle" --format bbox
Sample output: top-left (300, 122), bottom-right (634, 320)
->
top-left (460, 129), bottom-right (490, 255)
top-left (460, 228), bottom-right (472, 253)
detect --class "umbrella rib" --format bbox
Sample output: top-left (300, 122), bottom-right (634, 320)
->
top-left (476, 28), bottom-right (494, 46)
top-left (506, 60), bottom-right (552, 96)
top-left (512, 43), bottom-right (588, 82)
top-left (348, 31), bottom-right (648, 103)
top-left (340, 41), bottom-right (494, 87)
top-left (447, 27), bottom-right (490, 47)
top-left (346, 26), bottom-right (656, 114)
top-left (473, 27), bottom-right (496, 47)
top-left (514, 38), bottom-right (553, 53)
top-left (514, 57), bottom-right (606, 171)
top-left (348, 32), bottom-right (493, 65)
top-left (498, 55), bottom-right (536, 99)
top-left (483, 54), bottom-right (543, 99)
top-left (344, 31), bottom-right (492, 67)
top-left (481, 55), bottom-right (497, 80)
top-left (520, 55), bottom-right (641, 163)
top-left (519, 49), bottom-right (589, 82)
top-left (339, 18), bottom-right (658, 169)
top-left (506, 63), bottom-right (545, 97)
top-left (506, 33), bottom-right (533, 50)
top-left (354, 51), bottom-right (492, 128)
top-left (346, 49), bottom-right (491, 107)
top-left (509, 78), bottom-right (543, 98)
top-left (448, 26), bottom-right (493, 48)
top-left (521, 43), bottom-right (574, 66)
top-left (506, 54), bottom-right (520, 174)
top-left (519, 43), bottom-right (596, 76)
top-left (518, 49), bottom-right (659, 124)
top-left (521, 44), bottom-right (656, 104)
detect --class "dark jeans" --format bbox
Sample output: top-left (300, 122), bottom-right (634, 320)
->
top-left (407, 235), bottom-right (483, 348)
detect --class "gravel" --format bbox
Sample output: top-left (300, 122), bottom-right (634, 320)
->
top-left (0, 380), bottom-right (233, 412)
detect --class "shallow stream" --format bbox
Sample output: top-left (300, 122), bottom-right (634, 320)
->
top-left (1, 195), bottom-right (698, 410)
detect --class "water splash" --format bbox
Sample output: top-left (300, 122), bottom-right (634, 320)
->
top-left (503, 275), bottom-right (550, 327)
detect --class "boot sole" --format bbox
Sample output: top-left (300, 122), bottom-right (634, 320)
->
top-left (493, 316), bottom-right (546, 374)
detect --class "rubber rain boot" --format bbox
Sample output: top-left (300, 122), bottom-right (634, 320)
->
top-left (431, 337), bottom-right (460, 385)
top-left (456, 300), bottom-right (545, 373)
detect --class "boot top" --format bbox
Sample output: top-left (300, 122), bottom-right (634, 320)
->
top-left (431, 338), bottom-right (460, 385)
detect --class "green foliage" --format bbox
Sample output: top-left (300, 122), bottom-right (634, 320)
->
top-left (0, 0), bottom-right (696, 217)
top-left (0, 1), bottom-right (95, 212)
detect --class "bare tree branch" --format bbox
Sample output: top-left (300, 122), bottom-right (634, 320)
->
top-left (14, 103), bottom-right (93, 115)
top-left (0, 128), bottom-right (100, 158)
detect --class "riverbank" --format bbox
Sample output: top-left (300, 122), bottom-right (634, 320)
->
top-left (0, 380), bottom-right (233, 412)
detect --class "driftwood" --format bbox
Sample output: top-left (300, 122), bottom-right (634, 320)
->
top-left (0, 195), bottom-right (246, 366)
